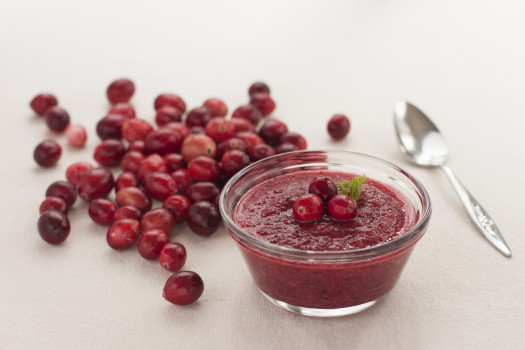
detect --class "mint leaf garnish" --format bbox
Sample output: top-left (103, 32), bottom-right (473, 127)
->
top-left (337, 176), bottom-right (367, 202)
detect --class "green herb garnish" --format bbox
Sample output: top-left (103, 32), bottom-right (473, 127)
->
top-left (338, 176), bottom-right (367, 202)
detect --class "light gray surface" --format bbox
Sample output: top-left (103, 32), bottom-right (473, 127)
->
top-left (1, 1), bottom-right (524, 349)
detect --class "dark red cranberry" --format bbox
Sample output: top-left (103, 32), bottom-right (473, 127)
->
top-left (163, 153), bottom-right (186, 172)
top-left (327, 114), bottom-right (351, 140)
top-left (171, 169), bottom-right (192, 194)
top-left (159, 242), bottom-right (187, 272)
top-left (163, 195), bottom-right (192, 223)
top-left (46, 181), bottom-right (77, 207)
top-left (120, 151), bottom-right (145, 174)
top-left (258, 119), bottom-right (288, 146)
top-left (144, 128), bottom-right (182, 155)
top-left (216, 137), bottom-right (247, 159)
top-left (221, 150), bottom-right (250, 177)
top-left (106, 218), bottom-right (140, 250)
top-left (205, 117), bottom-right (235, 143)
top-left (327, 194), bottom-right (357, 220)
top-left (30, 93), bottom-right (57, 115)
top-left (275, 142), bottom-right (299, 154)
top-left (88, 198), bottom-right (117, 226)
top-left (94, 139), bottom-right (126, 167)
top-left (115, 187), bottom-right (151, 213)
top-left (230, 117), bottom-right (255, 133)
top-left (185, 106), bottom-right (213, 128)
top-left (138, 154), bottom-right (169, 182)
top-left (309, 176), bottom-right (338, 202)
top-left (190, 126), bottom-right (205, 134)
top-left (39, 196), bottom-right (68, 215)
top-left (34, 140), bottom-right (61, 167)
top-left (143, 172), bottom-right (179, 200)
top-left (248, 143), bottom-right (275, 162)
top-left (154, 93), bottom-right (186, 112)
top-left (115, 171), bottom-right (139, 192)
top-left (163, 271), bottom-right (204, 306)
top-left (65, 161), bottom-right (94, 186)
top-left (203, 98), bottom-right (228, 117)
top-left (187, 182), bottom-right (220, 203)
top-left (38, 210), bottom-right (70, 244)
top-left (187, 201), bottom-right (221, 236)
top-left (140, 208), bottom-right (175, 234)
top-left (248, 81), bottom-right (270, 97)
top-left (214, 191), bottom-right (221, 208)
top-left (235, 131), bottom-right (265, 150)
top-left (162, 122), bottom-right (190, 139)
top-left (106, 78), bottom-right (135, 104)
top-left (113, 205), bottom-right (142, 221)
top-left (128, 140), bottom-right (146, 153)
top-left (108, 102), bottom-right (136, 119)
top-left (293, 194), bottom-right (324, 222)
top-left (96, 114), bottom-right (125, 140)
top-left (188, 156), bottom-right (221, 182)
top-left (137, 228), bottom-right (169, 260)
top-left (231, 104), bottom-right (262, 126)
top-left (181, 134), bottom-right (217, 162)
top-left (279, 132), bottom-right (307, 150)
top-left (155, 106), bottom-right (183, 126)
top-left (121, 118), bottom-right (154, 142)
top-left (249, 92), bottom-right (275, 116)
top-left (78, 167), bottom-right (114, 202)
top-left (65, 124), bottom-right (87, 147)
top-left (44, 106), bottom-right (70, 133)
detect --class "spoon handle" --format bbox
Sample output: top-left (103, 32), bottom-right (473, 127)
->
top-left (439, 164), bottom-right (512, 257)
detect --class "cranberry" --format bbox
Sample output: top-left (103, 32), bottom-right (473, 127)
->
top-left (258, 119), bottom-right (288, 146)
top-left (137, 228), bottom-right (169, 260)
top-left (221, 150), bottom-right (250, 177)
top-left (30, 93), bottom-right (57, 115)
top-left (181, 134), bottom-right (217, 162)
top-left (248, 144), bottom-right (275, 162)
top-left (39, 196), bottom-right (68, 215)
top-left (190, 126), bottom-right (205, 134)
top-left (248, 81), bottom-right (270, 97)
top-left (235, 131), bottom-right (265, 150)
top-left (162, 122), bottom-right (190, 139)
top-left (44, 106), bottom-right (70, 133)
top-left (115, 171), bottom-right (139, 192)
top-left (327, 114), bottom-right (351, 140)
top-left (88, 198), bottom-right (117, 226)
top-left (327, 194), bottom-right (357, 220)
top-left (138, 154), bottom-right (169, 183)
top-left (34, 140), bottom-right (61, 167)
top-left (96, 114), bottom-right (125, 140)
top-left (65, 161), bottom-right (94, 186)
top-left (293, 194), bottom-right (324, 222)
top-left (94, 139), bottom-right (126, 167)
top-left (106, 218), bottom-right (140, 250)
top-left (128, 140), bottom-right (146, 153)
top-left (203, 98), bottom-right (228, 117)
top-left (279, 132), bottom-right (307, 150)
top-left (171, 169), bottom-right (192, 194)
top-left (205, 117), bottom-right (235, 143)
top-left (163, 153), bottom-right (186, 172)
top-left (38, 210), bottom-right (70, 244)
top-left (275, 142), bottom-right (299, 154)
top-left (108, 102), bottom-right (136, 119)
top-left (163, 195), bottom-right (191, 223)
top-left (78, 167), bottom-right (114, 202)
top-left (155, 106), bottom-right (183, 126)
top-left (185, 106), bottom-right (213, 128)
top-left (115, 187), bottom-right (152, 213)
top-left (230, 117), bottom-right (255, 133)
top-left (121, 118), bottom-right (154, 142)
top-left (250, 92), bottom-right (275, 116)
top-left (309, 176), bottom-right (338, 202)
top-left (187, 182), bottom-right (220, 203)
top-left (140, 208), bottom-right (175, 234)
top-left (143, 172), bottom-right (179, 200)
top-left (187, 156), bottom-right (221, 182)
top-left (120, 151), bottom-right (145, 174)
top-left (106, 78), bottom-right (135, 104)
top-left (144, 128), bottom-right (183, 155)
top-left (231, 104), bottom-right (262, 126)
top-left (187, 201), bottom-right (220, 236)
top-left (159, 242), bottom-right (187, 272)
top-left (154, 93), bottom-right (186, 113)
top-left (46, 181), bottom-right (77, 207)
top-left (216, 137), bottom-right (247, 159)
top-left (113, 205), bottom-right (142, 221)
top-left (214, 192), bottom-right (221, 208)
top-left (65, 124), bottom-right (87, 147)
top-left (163, 271), bottom-right (204, 306)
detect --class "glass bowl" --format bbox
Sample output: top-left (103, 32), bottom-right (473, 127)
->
top-left (219, 150), bottom-right (431, 317)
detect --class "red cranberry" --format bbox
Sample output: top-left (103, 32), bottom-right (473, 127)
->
top-left (217, 137), bottom-right (247, 159)
top-left (88, 198), bottom-right (117, 226)
top-left (34, 140), bottom-right (61, 167)
top-left (190, 126), bottom-right (205, 134)
top-left (154, 93), bottom-right (186, 112)
top-left (250, 92), bottom-right (275, 116)
top-left (327, 194), bottom-right (357, 220)
top-left (113, 205), bottom-right (142, 221)
top-left (205, 117), bottom-right (235, 143)
top-left (30, 93), bottom-right (57, 115)
top-left (279, 132), bottom-right (307, 150)
top-left (171, 169), bottom-right (192, 194)
top-left (115, 171), bottom-right (139, 192)
top-left (162, 122), bottom-right (190, 139)
top-left (309, 176), bottom-right (338, 202)
top-left (128, 140), bottom-right (146, 153)
top-left (163, 195), bottom-right (191, 223)
top-left (155, 105), bottom-right (183, 126)
top-left (121, 118), bottom-right (154, 142)
top-left (143, 172), bottom-right (179, 200)
top-left (221, 150), bottom-right (250, 177)
top-left (163, 153), bottom-right (186, 172)
top-left (65, 161), bottom-right (94, 186)
top-left (144, 128), bottom-right (182, 155)
top-left (181, 134), bottom-right (217, 162)
top-left (258, 119), bottom-right (288, 146)
top-left (230, 117), bottom-right (255, 133)
top-left (65, 124), bottom-right (87, 147)
top-left (137, 228), bottom-right (169, 260)
top-left (203, 98), bottom-right (228, 117)
top-left (106, 78), bottom-right (135, 104)
top-left (248, 143), bottom-right (275, 162)
top-left (248, 81), bottom-right (270, 97)
top-left (275, 142), bottom-right (299, 154)
top-left (188, 156), bottom-right (221, 182)
top-left (106, 218), bottom-right (140, 250)
top-left (159, 242), bottom-right (187, 272)
top-left (39, 196), bottom-right (68, 215)
top-left (46, 181), bottom-right (77, 207)
top-left (138, 154), bottom-right (169, 182)
top-left (38, 210), bottom-right (70, 244)
top-left (78, 167), bottom-right (114, 202)
top-left (187, 201), bottom-right (220, 237)
top-left (108, 102), bottom-right (136, 119)
top-left (94, 139), bottom-right (126, 167)
top-left (115, 187), bottom-right (151, 213)
top-left (44, 106), bottom-right (70, 133)
top-left (97, 114), bottom-right (125, 140)
top-left (327, 114), bottom-right (351, 140)
top-left (163, 271), bottom-right (204, 306)
top-left (185, 106), bottom-right (213, 128)
top-left (120, 151), bottom-right (145, 174)
top-left (293, 194), bottom-right (324, 222)
top-left (187, 182), bottom-right (220, 203)
top-left (214, 192), bottom-right (221, 208)
top-left (232, 104), bottom-right (262, 126)
top-left (141, 208), bottom-right (175, 234)
top-left (235, 131), bottom-right (265, 150)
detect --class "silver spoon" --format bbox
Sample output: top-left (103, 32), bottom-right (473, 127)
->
top-left (393, 101), bottom-right (512, 257)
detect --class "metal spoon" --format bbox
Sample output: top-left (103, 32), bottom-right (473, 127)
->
top-left (393, 101), bottom-right (512, 257)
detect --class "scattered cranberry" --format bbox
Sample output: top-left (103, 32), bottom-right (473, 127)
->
top-left (163, 195), bottom-right (192, 223)
top-left (185, 106), bottom-right (213, 128)
top-left (248, 81), bottom-right (270, 97)
top-left (171, 169), bottom-right (192, 194)
top-left (163, 271), bottom-right (204, 306)
top-left (44, 106), bottom-right (70, 133)
top-left (155, 106), bottom-right (183, 126)
top-left (154, 93), bottom-right (186, 113)
top-left (46, 181), bottom-right (77, 207)
top-left (65, 124), bottom-right (87, 147)
top-left (205, 117), bottom-right (235, 143)
top-left (231, 104), bottom-right (262, 126)
top-left (235, 131), bottom-right (265, 150)
top-left (78, 167), bottom-right (114, 202)
top-left (38, 210), bottom-right (70, 244)
top-left (180, 134), bottom-right (217, 162)
top-left (230, 117), bottom-right (255, 133)
top-left (327, 114), bottom-right (351, 140)
top-left (65, 161), bottom-right (94, 186)
top-left (30, 93), bottom-right (58, 115)
top-left (248, 143), bottom-right (275, 162)
top-left (106, 78), bottom-right (135, 104)
top-left (203, 98), bottom-right (228, 117)
top-left (187, 182), bottom-right (220, 203)
top-left (187, 201), bottom-right (221, 237)
top-left (275, 142), bottom-right (299, 154)
top-left (94, 139), bottom-right (126, 167)
top-left (159, 242), bottom-right (187, 272)
top-left (115, 187), bottom-right (152, 213)
top-left (258, 119), bottom-right (288, 146)
top-left (190, 126), bottom-right (205, 134)
top-left (327, 194), bottom-right (357, 220)
top-left (144, 128), bottom-right (182, 155)
top-left (221, 150), bottom-right (250, 177)
top-left (279, 132), bottom-right (307, 150)
top-left (143, 172), bottom-right (179, 200)
top-left (106, 218), bottom-right (140, 250)
top-left (115, 171), bottom-right (139, 192)
top-left (162, 122), bottom-right (190, 139)
top-left (140, 208), bottom-right (175, 234)
top-left (137, 228), bottom-right (170, 260)
top-left (96, 114), bottom-right (125, 140)
top-left (128, 140), bottom-right (146, 153)
top-left (39, 196), bottom-right (68, 215)
top-left (88, 198), bottom-right (117, 226)
top-left (120, 151), bottom-right (145, 174)
top-left (121, 118), bottom-right (154, 142)
top-left (216, 137), bottom-right (247, 159)
top-left (34, 140), bottom-right (61, 167)
top-left (293, 194), bottom-right (324, 222)
top-left (250, 92), bottom-right (275, 116)
top-left (138, 154), bottom-right (169, 182)
top-left (308, 176), bottom-right (338, 202)
top-left (163, 153), bottom-right (186, 172)
top-left (113, 205), bottom-right (142, 221)
top-left (108, 102), bottom-right (136, 119)
top-left (187, 156), bottom-right (221, 182)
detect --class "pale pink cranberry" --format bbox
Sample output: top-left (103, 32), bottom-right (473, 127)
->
top-left (66, 161), bottom-right (94, 186)
top-left (120, 151), bottom-right (145, 174)
top-left (107, 78), bottom-right (135, 104)
top-left (121, 118), bottom-right (154, 142)
top-left (46, 181), bottom-right (77, 207)
top-left (144, 128), bottom-right (183, 155)
top-left (30, 93), bottom-right (57, 115)
top-left (115, 187), bottom-right (152, 213)
top-left (88, 198), bottom-right (117, 226)
top-left (140, 208), bottom-right (175, 234)
top-left (44, 106), bottom-right (70, 133)
top-left (143, 172), bottom-right (179, 201)
top-left (248, 82), bottom-right (270, 97)
top-left (155, 106), bottom-right (183, 126)
top-left (259, 119), bottom-right (288, 146)
top-left (162, 271), bottom-right (204, 306)
top-left (39, 196), bottom-right (68, 215)
top-left (185, 106), bottom-right (213, 128)
top-left (96, 114), bottom-right (125, 140)
top-left (230, 117), bottom-right (255, 133)
top-left (205, 117), bottom-right (235, 143)
top-left (78, 167), bottom-right (114, 202)
top-left (171, 169), bottom-right (192, 194)
top-left (65, 124), bottom-right (87, 147)
top-left (154, 93), bottom-right (186, 112)
top-left (162, 122), bottom-right (190, 139)
top-left (115, 171), bottom-right (139, 192)
top-left (187, 156), bottom-right (221, 182)
top-left (106, 218), bottom-right (140, 250)
top-left (94, 139), bottom-right (126, 167)
top-left (113, 205), bottom-right (142, 221)
top-left (159, 242), bottom-right (187, 272)
top-left (327, 114), bottom-right (351, 140)
top-left (203, 98), bottom-right (228, 117)
top-left (232, 104), bottom-right (262, 126)
top-left (163, 195), bottom-right (191, 223)
top-left (137, 228), bottom-right (169, 260)
top-left (108, 102), bottom-right (136, 119)
top-left (279, 132), bottom-right (307, 150)
top-left (34, 140), bottom-right (61, 167)
top-left (180, 134), bottom-right (217, 162)
top-left (250, 92), bottom-right (275, 116)
top-left (221, 150), bottom-right (250, 177)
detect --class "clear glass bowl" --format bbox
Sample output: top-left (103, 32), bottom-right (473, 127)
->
top-left (219, 150), bottom-right (431, 317)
